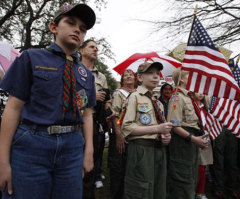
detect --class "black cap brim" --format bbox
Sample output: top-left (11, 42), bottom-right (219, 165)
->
top-left (65, 4), bottom-right (96, 30)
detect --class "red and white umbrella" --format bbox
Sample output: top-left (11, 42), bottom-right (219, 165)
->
top-left (0, 41), bottom-right (20, 74)
top-left (113, 52), bottom-right (181, 77)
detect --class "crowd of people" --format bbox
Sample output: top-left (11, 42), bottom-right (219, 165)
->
top-left (0, 2), bottom-right (239, 199)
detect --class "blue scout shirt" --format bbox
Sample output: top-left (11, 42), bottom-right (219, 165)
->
top-left (0, 43), bottom-right (96, 125)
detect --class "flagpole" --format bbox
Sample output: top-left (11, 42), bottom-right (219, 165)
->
top-left (236, 54), bottom-right (240, 65)
top-left (170, 5), bottom-right (199, 124)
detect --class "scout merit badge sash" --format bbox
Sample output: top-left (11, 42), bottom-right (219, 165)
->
top-left (145, 91), bottom-right (164, 124)
top-left (117, 89), bottom-right (132, 126)
top-left (118, 89), bottom-right (130, 98)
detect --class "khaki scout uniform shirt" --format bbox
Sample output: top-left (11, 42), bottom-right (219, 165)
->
top-left (91, 67), bottom-right (108, 91)
top-left (167, 87), bottom-right (200, 130)
top-left (122, 85), bottom-right (164, 140)
top-left (112, 89), bottom-right (129, 118)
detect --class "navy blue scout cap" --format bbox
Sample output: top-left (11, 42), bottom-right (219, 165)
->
top-left (137, 61), bottom-right (163, 74)
top-left (53, 3), bottom-right (96, 30)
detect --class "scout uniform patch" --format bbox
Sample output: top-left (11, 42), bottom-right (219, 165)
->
top-left (170, 95), bottom-right (179, 102)
top-left (139, 113), bottom-right (151, 125)
top-left (78, 66), bottom-right (87, 77)
top-left (138, 103), bottom-right (150, 113)
top-left (76, 89), bottom-right (88, 110)
top-left (138, 103), bottom-right (151, 125)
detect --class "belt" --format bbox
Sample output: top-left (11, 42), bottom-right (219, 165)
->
top-left (47, 125), bottom-right (81, 134)
top-left (130, 139), bottom-right (162, 148)
top-left (21, 120), bottom-right (82, 135)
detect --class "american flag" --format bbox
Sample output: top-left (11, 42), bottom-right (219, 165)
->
top-left (210, 59), bottom-right (240, 137)
top-left (198, 98), bottom-right (223, 140)
top-left (182, 16), bottom-right (240, 100)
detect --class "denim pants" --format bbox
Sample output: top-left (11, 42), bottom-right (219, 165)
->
top-left (3, 123), bottom-right (84, 199)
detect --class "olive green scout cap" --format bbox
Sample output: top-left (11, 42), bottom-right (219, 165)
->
top-left (53, 2), bottom-right (96, 30)
top-left (137, 61), bottom-right (163, 73)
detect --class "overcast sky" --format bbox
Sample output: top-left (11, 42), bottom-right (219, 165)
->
top-left (87, 1), bottom-right (239, 81)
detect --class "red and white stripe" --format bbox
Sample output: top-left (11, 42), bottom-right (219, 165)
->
top-left (182, 46), bottom-right (240, 100)
top-left (199, 104), bottom-right (223, 140)
top-left (210, 98), bottom-right (240, 136)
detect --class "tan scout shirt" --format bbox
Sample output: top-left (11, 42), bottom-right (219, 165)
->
top-left (112, 89), bottom-right (129, 118)
top-left (167, 87), bottom-right (200, 130)
top-left (122, 85), bottom-right (164, 140)
top-left (91, 67), bottom-right (108, 91)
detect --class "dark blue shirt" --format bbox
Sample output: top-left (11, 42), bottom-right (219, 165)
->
top-left (0, 43), bottom-right (96, 125)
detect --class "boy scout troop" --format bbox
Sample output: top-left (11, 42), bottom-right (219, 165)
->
top-left (0, 2), bottom-right (239, 199)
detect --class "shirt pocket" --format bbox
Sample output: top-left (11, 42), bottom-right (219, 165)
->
top-left (184, 103), bottom-right (196, 121)
top-left (32, 70), bottom-right (61, 97)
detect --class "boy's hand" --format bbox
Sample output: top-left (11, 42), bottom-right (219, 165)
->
top-left (157, 122), bottom-right (173, 134)
top-left (116, 133), bottom-right (127, 154)
top-left (160, 133), bottom-right (171, 145)
top-left (96, 91), bottom-right (106, 102)
top-left (82, 150), bottom-right (94, 178)
top-left (191, 134), bottom-right (209, 149)
top-left (0, 162), bottom-right (13, 195)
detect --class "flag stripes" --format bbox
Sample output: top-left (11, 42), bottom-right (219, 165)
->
top-left (182, 16), bottom-right (240, 100)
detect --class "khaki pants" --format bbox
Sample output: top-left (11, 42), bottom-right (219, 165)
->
top-left (124, 140), bottom-right (166, 199)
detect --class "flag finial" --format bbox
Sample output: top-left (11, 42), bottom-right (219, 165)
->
top-left (194, 5), bottom-right (198, 15)
top-left (236, 54), bottom-right (240, 65)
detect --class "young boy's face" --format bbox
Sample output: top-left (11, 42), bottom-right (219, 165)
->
top-left (50, 16), bottom-right (87, 51)
top-left (138, 66), bottom-right (160, 91)
top-left (180, 73), bottom-right (189, 88)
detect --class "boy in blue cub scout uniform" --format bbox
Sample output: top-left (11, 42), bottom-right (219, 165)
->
top-left (0, 3), bottom-right (96, 199)
top-left (122, 61), bottom-right (173, 199)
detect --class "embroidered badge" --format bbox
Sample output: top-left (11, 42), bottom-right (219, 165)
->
top-left (138, 105), bottom-right (150, 113)
top-left (170, 95), bottom-right (179, 102)
top-left (76, 89), bottom-right (88, 109)
top-left (139, 113), bottom-right (151, 125)
top-left (173, 104), bottom-right (177, 109)
top-left (78, 66), bottom-right (87, 77)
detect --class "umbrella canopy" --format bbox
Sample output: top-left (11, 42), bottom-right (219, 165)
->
top-left (0, 41), bottom-right (20, 73)
top-left (167, 43), bottom-right (232, 62)
top-left (113, 52), bottom-right (181, 77)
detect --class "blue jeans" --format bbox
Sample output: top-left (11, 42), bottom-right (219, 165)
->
top-left (3, 123), bottom-right (84, 199)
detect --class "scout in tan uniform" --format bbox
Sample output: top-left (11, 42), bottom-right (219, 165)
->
top-left (80, 39), bottom-right (113, 198)
top-left (108, 69), bottom-right (136, 199)
top-left (122, 61), bottom-right (172, 199)
top-left (167, 68), bottom-right (209, 199)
